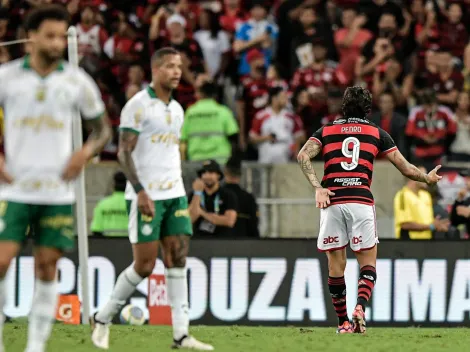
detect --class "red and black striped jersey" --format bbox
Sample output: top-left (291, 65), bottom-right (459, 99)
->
top-left (310, 117), bottom-right (397, 205)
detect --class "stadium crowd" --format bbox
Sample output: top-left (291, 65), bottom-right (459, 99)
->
top-left (2, 0), bottom-right (470, 166)
top-left (3, 0), bottom-right (470, 240)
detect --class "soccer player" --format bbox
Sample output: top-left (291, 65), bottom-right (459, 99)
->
top-left (297, 86), bottom-right (442, 334)
top-left (0, 5), bottom-right (111, 352)
top-left (91, 47), bottom-right (213, 351)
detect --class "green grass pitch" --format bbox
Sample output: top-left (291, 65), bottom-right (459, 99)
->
top-left (4, 323), bottom-right (470, 352)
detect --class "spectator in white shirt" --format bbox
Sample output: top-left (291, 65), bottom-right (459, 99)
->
top-left (194, 9), bottom-right (231, 82)
top-left (249, 87), bottom-right (305, 164)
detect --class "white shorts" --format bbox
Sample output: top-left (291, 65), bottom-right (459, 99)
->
top-left (317, 203), bottom-right (378, 252)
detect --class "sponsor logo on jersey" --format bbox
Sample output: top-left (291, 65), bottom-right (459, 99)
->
top-left (333, 178), bottom-right (363, 186)
top-left (333, 119), bottom-right (346, 124)
top-left (14, 115), bottom-right (64, 131)
top-left (151, 132), bottom-right (179, 146)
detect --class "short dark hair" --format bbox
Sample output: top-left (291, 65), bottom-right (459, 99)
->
top-left (268, 86), bottom-right (284, 104)
top-left (114, 171), bottom-right (127, 192)
top-left (198, 81), bottom-right (218, 98)
top-left (225, 154), bottom-right (243, 178)
top-left (342, 86), bottom-right (372, 119)
top-left (24, 4), bottom-right (70, 32)
top-left (151, 47), bottom-right (180, 66)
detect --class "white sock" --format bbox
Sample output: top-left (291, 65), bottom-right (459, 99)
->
top-left (166, 267), bottom-right (189, 340)
top-left (25, 279), bottom-right (58, 352)
top-left (96, 265), bottom-right (143, 324)
top-left (0, 279), bottom-right (5, 347)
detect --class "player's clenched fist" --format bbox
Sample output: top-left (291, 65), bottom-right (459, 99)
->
top-left (0, 154), bottom-right (13, 184)
top-left (425, 165), bottom-right (443, 185)
top-left (192, 178), bottom-right (204, 192)
top-left (61, 147), bottom-right (91, 181)
top-left (137, 190), bottom-right (155, 218)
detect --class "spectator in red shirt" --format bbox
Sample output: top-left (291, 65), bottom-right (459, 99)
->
top-left (427, 46), bottom-right (463, 109)
top-left (249, 87), bottom-right (305, 164)
top-left (406, 89), bottom-right (457, 167)
top-left (220, 0), bottom-right (246, 35)
top-left (103, 14), bottom-right (146, 84)
top-left (76, 6), bottom-right (108, 62)
top-left (334, 8), bottom-right (373, 85)
top-left (369, 91), bottom-right (408, 158)
top-left (372, 57), bottom-right (406, 108)
top-left (236, 49), bottom-right (270, 153)
top-left (441, 2), bottom-right (468, 61)
top-left (291, 38), bottom-right (343, 120)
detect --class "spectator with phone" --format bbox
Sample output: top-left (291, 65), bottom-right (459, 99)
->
top-left (188, 160), bottom-right (238, 237)
top-left (233, 0), bottom-right (278, 76)
top-left (249, 87), bottom-right (305, 164)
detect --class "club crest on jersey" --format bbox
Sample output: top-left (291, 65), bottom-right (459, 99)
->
top-left (35, 86), bottom-right (46, 101)
top-left (166, 111), bottom-right (172, 125)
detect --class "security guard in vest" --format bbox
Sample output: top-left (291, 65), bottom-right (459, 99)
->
top-left (224, 154), bottom-right (260, 237)
top-left (91, 171), bottom-right (129, 237)
top-left (188, 160), bottom-right (238, 236)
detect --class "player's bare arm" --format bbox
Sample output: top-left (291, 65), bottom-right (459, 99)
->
top-left (297, 140), bottom-right (323, 188)
top-left (83, 116), bottom-right (112, 157)
top-left (62, 116), bottom-right (111, 181)
top-left (386, 150), bottom-right (442, 185)
top-left (118, 130), bottom-right (155, 217)
top-left (297, 140), bottom-right (335, 209)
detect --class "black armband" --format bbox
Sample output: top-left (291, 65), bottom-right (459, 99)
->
top-left (133, 183), bottom-right (144, 193)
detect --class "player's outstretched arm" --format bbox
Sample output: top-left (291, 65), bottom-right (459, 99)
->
top-left (297, 140), bottom-right (322, 189)
top-left (386, 149), bottom-right (442, 185)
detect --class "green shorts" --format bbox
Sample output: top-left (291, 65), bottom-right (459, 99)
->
top-left (0, 201), bottom-right (74, 251)
top-left (126, 196), bottom-right (192, 244)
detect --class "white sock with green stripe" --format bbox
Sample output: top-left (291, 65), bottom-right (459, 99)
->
top-left (166, 267), bottom-right (189, 341)
top-left (96, 265), bottom-right (143, 324)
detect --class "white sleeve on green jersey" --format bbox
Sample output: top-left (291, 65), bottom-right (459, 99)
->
top-left (77, 69), bottom-right (106, 120)
top-left (119, 95), bottom-right (145, 134)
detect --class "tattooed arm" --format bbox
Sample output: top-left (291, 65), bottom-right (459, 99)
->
top-left (386, 149), bottom-right (430, 184)
top-left (297, 140), bottom-right (323, 189)
top-left (117, 130), bottom-right (140, 187)
top-left (62, 116), bottom-right (111, 181)
top-left (82, 115), bottom-right (112, 157)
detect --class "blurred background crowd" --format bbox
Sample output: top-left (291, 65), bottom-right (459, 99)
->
top-left (2, 0), bottom-right (470, 240)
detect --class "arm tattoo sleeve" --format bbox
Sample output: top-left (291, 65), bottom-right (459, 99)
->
top-left (297, 140), bottom-right (323, 189)
top-left (83, 116), bottom-right (112, 156)
top-left (388, 150), bottom-right (429, 183)
top-left (117, 131), bottom-right (141, 186)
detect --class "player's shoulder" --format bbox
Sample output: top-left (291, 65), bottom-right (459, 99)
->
top-left (437, 105), bottom-right (455, 119)
top-left (122, 90), bottom-right (149, 111)
top-left (0, 58), bottom-right (24, 76)
top-left (254, 108), bottom-right (271, 120)
top-left (169, 98), bottom-right (184, 114)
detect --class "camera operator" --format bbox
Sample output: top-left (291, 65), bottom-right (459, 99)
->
top-left (188, 160), bottom-right (237, 237)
